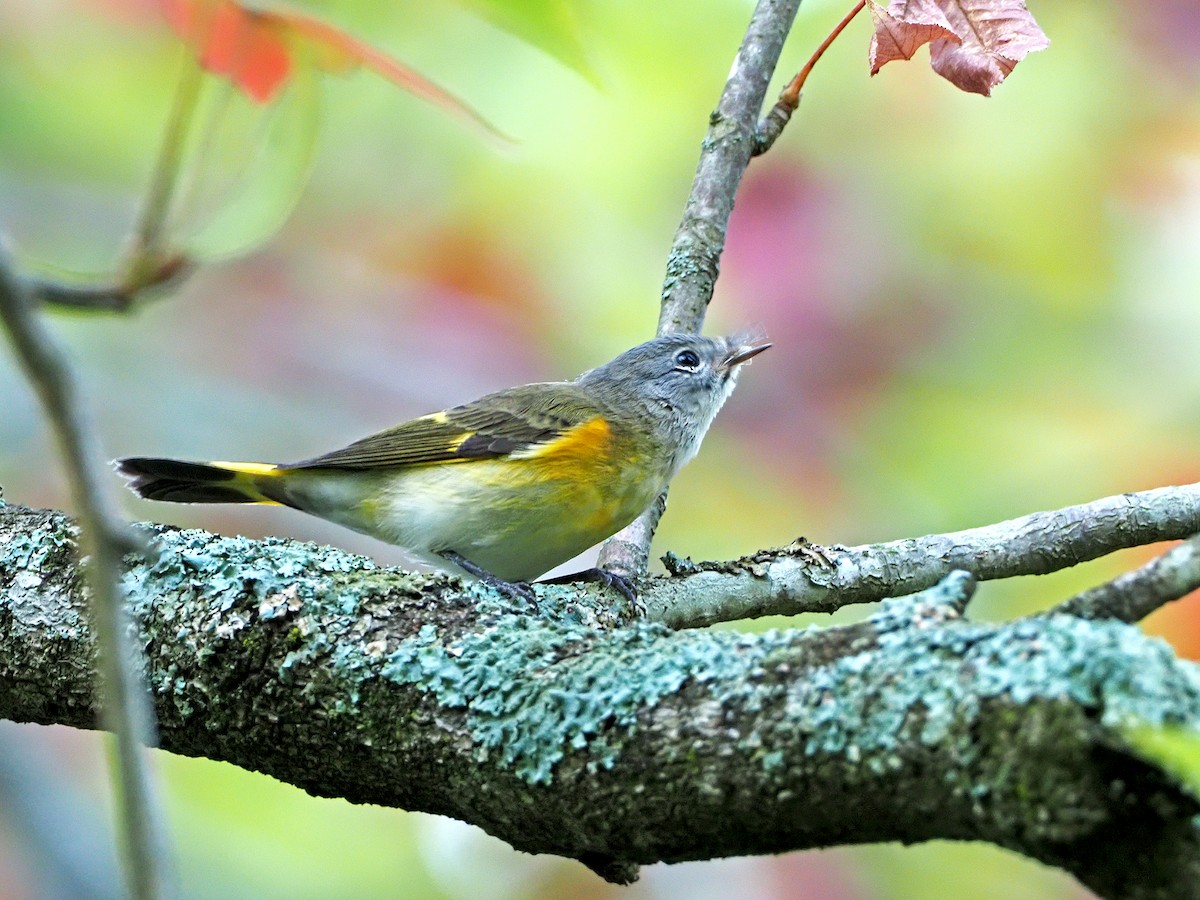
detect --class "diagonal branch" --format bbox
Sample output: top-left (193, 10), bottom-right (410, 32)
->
top-left (27, 254), bottom-right (191, 313)
top-left (598, 0), bottom-right (804, 578)
top-left (0, 254), bottom-right (171, 898)
top-left (754, 0), bottom-right (867, 154)
top-left (1, 503), bottom-right (1199, 897)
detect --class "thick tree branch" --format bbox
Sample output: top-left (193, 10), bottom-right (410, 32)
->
top-left (647, 482), bottom-right (1200, 628)
top-left (2, 501), bottom-right (1200, 896)
top-left (598, 0), bottom-right (803, 577)
top-left (0, 255), bottom-right (171, 898)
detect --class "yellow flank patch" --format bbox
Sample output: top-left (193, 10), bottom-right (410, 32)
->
top-left (212, 461), bottom-right (280, 476)
top-left (514, 416), bottom-right (612, 462)
top-left (422, 411), bottom-right (450, 424)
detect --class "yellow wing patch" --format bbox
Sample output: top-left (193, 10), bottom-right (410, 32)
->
top-left (511, 416), bottom-right (612, 461)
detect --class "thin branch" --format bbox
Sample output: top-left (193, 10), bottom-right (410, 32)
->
top-left (28, 279), bottom-right (136, 313)
top-left (0, 251), bottom-right (171, 898)
top-left (15, 58), bottom-right (198, 316)
top-left (598, 0), bottom-right (804, 578)
top-left (28, 254), bottom-right (191, 313)
top-left (657, 0), bottom-right (803, 333)
top-left (594, 491), bottom-right (666, 580)
top-left (1053, 534), bottom-right (1200, 622)
top-left (643, 483), bottom-right (1200, 628)
top-left (754, 1), bottom-right (867, 155)
top-left (131, 53), bottom-right (204, 269)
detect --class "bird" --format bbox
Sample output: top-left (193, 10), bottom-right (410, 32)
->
top-left (116, 332), bottom-right (769, 597)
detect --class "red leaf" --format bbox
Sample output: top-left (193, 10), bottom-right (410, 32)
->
top-left (159, 0), bottom-right (505, 137)
top-left (282, 13), bottom-right (500, 134)
top-left (868, 0), bottom-right (1049, 95)
top-left (162, 1), bottom-right (292, 103)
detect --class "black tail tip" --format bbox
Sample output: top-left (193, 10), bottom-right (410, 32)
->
top-left (112, 456), bottom-right (244, 503)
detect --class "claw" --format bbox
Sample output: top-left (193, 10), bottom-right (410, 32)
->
top-left (438, 550), bottom-right (538, 608)
top-left (539, 567), bottom-right (644, 616)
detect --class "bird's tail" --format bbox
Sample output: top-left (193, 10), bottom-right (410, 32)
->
top-left (115, 457), bottom-right (287, 505)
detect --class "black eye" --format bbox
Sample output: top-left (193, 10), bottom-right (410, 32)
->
top-left (674, 349), bottom-right (701, 371)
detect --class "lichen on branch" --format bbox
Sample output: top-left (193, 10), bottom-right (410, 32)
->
top-left (2, 501), bottom-right (1200, 895)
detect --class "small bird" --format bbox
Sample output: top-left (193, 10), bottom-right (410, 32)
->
top-left (117, 332), bottom-right (769, 595)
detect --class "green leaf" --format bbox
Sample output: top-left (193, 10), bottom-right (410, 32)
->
top-left (1123, 724), bottom-right (1200, 798)
top-left (456, 0), bottom-right (600, 85)
top-left (176, 63), bottom-right (322, 262)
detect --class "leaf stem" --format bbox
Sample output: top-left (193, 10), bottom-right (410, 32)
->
top-left (755, 0), bottom-right (867, 155)
top-left (128, 51), bottom-right (204, 289)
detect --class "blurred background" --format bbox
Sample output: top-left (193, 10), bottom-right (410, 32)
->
top-left (1, 0), bottom-right (1198, 896)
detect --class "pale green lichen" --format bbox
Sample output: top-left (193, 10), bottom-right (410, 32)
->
top-left (383, 618), bottom-right (764, 784)
top-left (20, 514), bottom-right (1200, 800)
top-left (117, 525), bottom-right (389, 719)
top-left (123, 525), bottom-right (378, 609)
top-left (381, 574), bottom-right (1200, 788)
top-left (0, 519), bottom-right (74, 572)
top-left (779, 590), bottom-right (1200, 767)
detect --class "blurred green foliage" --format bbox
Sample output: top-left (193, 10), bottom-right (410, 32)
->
top-left (1, 0), bottom-right (1198, 896)
top-left (1124, 724), bottom-right (1200, 801)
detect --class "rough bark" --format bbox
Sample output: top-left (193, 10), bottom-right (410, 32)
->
top-left (3, 499), bottom-right (1199, 897)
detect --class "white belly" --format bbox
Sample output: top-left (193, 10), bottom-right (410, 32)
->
top-left (284, 459), bottom-right (661, 582)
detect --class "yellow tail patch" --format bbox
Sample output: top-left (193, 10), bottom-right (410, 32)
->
top-left (207, 461), bottom-right (283, 504)
top-left (211, 461), bottom-right (281, 476)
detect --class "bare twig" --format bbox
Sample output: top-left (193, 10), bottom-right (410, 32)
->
top-left (598, 0), bottom-right (804, 578)
top-left (0, 250), bottom-right (171, 898)
top-left (18, 58), bottom-right (200, 316)
top-left (594, 491), bottom-right (666, 581)
top-left (644, 483), bottom-right (1200, 627)
top-left (29, 254), bottom-right (191, 313)
top-left (755, 0), bottom-right (866, 155)
top-left (1053, 534), bottom-right (1200, 622)
top-left (130, 54), bottom-right (203, 273)
top-left (28, 279), bottom-right (136, 312)
top-left (657, 0), bottom-right (804, 334)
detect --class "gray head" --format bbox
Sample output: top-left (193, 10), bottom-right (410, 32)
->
top-left (576, 331), bottom-right (770, 469)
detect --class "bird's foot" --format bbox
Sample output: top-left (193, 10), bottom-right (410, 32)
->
top-left (540, 567), bottom-right (643, 616)
top-left (438, 551), bottom-right (537, 607)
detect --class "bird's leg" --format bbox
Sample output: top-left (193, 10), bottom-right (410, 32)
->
top-left (438, 550), bottom-right (537, 606)
top-left (538, 568), bottom-right (643, 616)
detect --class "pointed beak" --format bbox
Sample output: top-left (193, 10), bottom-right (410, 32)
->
top-left (719, 340), bottom-right (772, 372)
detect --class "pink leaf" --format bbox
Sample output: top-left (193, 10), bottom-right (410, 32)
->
top-left (868, 0), bottom-right (1049, 95)
top-left (868, 0), bottom-right (958, 73)
top-left (928, 1), bottom-right (1050, 95)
